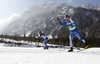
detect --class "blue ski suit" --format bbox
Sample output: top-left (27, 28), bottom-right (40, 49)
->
top-left (38, 33), bottom-right (48, 47)
top-left (59, 18), bottom-right (86, 47)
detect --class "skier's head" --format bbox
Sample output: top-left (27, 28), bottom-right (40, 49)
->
top-left (64, 15), bottom-right (69, 22)
top-left (65, 15), bottom-right (69, 18)
top-left (39, 31), bottom-right (42, 34)
top-left (57, 18), bottom-right (60, 21)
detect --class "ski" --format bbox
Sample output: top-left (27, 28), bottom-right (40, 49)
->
top-left (77, 47), bottom-right (93, 52)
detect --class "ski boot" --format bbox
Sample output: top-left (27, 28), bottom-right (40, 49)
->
top-left (68, 47), bottom-right (73, 52)
top-left (44, 47), bottom-right (48, 50)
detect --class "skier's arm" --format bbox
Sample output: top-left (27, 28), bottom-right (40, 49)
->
top-left (57, 18), bottom-right (67, 26)
top-left (59, 21), bottom-right (67, 26)
top-left (38, 35), bottom-right (41, 39)
top-left (69, 18), bottom-right (74, 23)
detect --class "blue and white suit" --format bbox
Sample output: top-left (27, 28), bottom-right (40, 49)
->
top-left (59, 18), bottom-right (86, 47)
top-left (38, 33), bottom-right (48, 47)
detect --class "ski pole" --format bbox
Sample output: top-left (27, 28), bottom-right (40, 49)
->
top-left (57, 18), bottom-right (63, 40)
top-left (59, 25), bottom-right (66, 50)
top-left (36, 35), bottom-right (40, 44)
top-left (57, 18), bottom-right (66, 50)
top-left (38, 38), bottom-right (40, 44)
top-left (57, 18), bottom-right (65, 48)
top-left (59, 25), bottom-right (63, 40)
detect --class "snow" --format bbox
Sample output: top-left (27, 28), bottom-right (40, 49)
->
top-left (79, 3), bottom-right (95, 9)
top-left (0, 38), bottom-right (100, 64)
top-left (47, 34), bottom-right (53, 39)
top-left (0, 46), bottom-right (100, 64)
top-left (96, 5), bottom-right (100, 11)
top-left (68, 9), bottom-right (74, 14)
top-left (26, 31), bottom-right (31, 37)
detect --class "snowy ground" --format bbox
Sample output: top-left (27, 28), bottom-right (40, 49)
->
top-left (0, 43), bottom-right (100, 64)
top-left (0, 38), bottom-right (100, 64)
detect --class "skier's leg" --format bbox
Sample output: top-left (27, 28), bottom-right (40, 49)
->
top-left (75, 31), bottom-right (86, 43)
top-left (68, 32), bottom-right (74, 52)
top-left (43, 38), bottom-right (48, 48)
top-left (74, 30), bottom-right (88, 48)
top-left (69, 32), bottom-right (74, 47)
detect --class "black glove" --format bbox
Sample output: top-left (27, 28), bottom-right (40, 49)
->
top-left (57, 18), bottom-right (60, 21)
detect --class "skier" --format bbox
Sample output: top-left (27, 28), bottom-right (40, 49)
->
top-left (38, 31), bottom-right (48, 49)
top-left (57, 15), bottom-right (88, 52)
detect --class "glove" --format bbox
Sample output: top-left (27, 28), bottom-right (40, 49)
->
top-left (57, 18), bottom-right (60, 20)
top-left (57, 18), bottom-right (60, 23)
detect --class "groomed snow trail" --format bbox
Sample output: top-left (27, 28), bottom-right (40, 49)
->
top-left (0, 46), bottom-right (100, 64)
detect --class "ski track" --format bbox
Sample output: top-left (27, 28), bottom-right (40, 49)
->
top-left (0, 46), bottom-right (100, 64)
